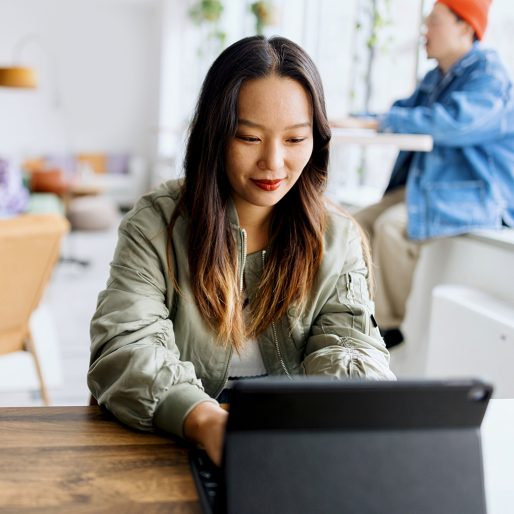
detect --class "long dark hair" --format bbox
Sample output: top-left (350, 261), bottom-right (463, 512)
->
top-left (168, 36), bottom-right (331, 349)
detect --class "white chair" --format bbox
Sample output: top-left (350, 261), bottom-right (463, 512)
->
top-left (425, 284), bottom-right (514, 398)
top-left (391, 229), bottom-right (514, 378)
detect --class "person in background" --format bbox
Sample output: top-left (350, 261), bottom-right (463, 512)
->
top-left (348, 0), bottom-right (514, 347)
top-left (88, 36), bottom-right (394, 467)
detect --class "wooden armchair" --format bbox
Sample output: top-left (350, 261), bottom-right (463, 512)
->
top-left (0, 214), bottom-right (69, 404)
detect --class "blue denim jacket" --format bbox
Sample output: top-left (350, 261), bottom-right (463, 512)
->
top-left (380, 43), bottom-right (514, 240)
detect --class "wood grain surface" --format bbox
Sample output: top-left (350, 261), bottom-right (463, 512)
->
top-left (0, 407), bottom-right (201, 513)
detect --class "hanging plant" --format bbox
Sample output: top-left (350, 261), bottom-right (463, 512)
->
top-left (250, 1), bottom-right (276, 36)
top-left (349, 0), bottom-right (393, 186)
top-left (350, 0), bottom-right (392, 114)
top-left (189, 0), bottom-right (226, 50)
top-left (189, 0), bottom-right (223, 23)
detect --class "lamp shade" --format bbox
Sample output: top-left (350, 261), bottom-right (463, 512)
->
top-left (0, 66), bottom-right (37, 88)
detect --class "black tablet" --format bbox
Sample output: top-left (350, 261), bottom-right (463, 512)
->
top-left (221, 377), bottom-right (492, 514)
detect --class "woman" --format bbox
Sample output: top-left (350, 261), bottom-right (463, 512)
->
top-left (88, 35), bottom-right (394, 466)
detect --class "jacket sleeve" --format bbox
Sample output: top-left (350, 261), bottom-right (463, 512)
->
top-left (302, 223), bottom-right (395, 380)
top-left (88, 214), bottom-right (216, 437)
top-left (379, 72), bottom-right (512, 147)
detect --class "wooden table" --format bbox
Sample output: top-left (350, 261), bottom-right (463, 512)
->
top-left (331, 127), bottom-right (434, 152)
top-left (328, 127), bottom-right (433, 208)
top-left (1, 402), bottom-right (512, 513)
top-left (0, 407), bottom-right (200, 513)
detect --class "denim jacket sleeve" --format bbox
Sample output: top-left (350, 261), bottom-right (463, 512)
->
top-left (302, 219), bottom-right (395, 380)
top-left (380, 73), bottom-right (512, 146)
top-left (88, 211), bottom-right (215, 436)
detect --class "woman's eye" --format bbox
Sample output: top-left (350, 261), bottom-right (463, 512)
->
top-left (236, 135), bottom-right (260, 142)
top-left (287, 137), bottom-right (306, 144)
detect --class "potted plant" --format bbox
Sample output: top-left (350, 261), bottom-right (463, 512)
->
top-left (189, 0), bottom-right (226, 52)
top-left (249, 1), bottom-right (277, 36)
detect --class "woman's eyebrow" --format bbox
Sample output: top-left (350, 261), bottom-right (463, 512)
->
top-left (238, 118), bottom-right (312, 130)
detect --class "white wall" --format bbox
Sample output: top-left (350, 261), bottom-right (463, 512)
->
top-left (0, 0), bottom-right (160, 160)
top-left (488, 1), bottom-right (514, 77)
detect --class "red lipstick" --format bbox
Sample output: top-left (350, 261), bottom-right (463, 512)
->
top-left (251, 179), bottom-right (283, 191)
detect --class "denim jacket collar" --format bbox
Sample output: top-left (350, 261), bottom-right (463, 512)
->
top-left (448, 42), bottom-right (482, 77)
top-left (420, 42), bottom-right (482, 93)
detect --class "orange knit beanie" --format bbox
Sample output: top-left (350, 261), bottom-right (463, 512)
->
top-left (437, 0), bottom-right (492, 39)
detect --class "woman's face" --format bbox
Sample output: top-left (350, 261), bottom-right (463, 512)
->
top-left (226, 74), bottom-right (314, 218)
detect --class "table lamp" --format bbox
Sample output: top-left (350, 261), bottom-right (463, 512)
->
top-left (0, 33), bottom-right (42, 89)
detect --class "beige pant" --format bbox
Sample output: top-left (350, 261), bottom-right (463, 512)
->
top-left (354, 188), bottom-right (422, 329)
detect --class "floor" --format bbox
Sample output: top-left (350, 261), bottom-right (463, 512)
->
top-left (0, 219), bottom-right (120, 407)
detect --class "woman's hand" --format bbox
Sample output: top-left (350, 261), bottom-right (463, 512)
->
top-left (183, 401), bottom-right (229, 466)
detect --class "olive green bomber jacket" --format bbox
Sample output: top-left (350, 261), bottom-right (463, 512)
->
top-left (88, 180), bottom-right (395, 439)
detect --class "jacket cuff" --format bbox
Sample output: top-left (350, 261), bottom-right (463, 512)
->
top-left (379, 108), bottom-right (410, 133)
top-left (153, 382), bottom-right (218, 438)
top-left (378, 112), bottom-right (395, 133)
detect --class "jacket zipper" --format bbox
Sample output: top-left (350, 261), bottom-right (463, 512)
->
top-left (240, 229), bottom-right (247, 294)
top-left (262, 250), bottom-right (291, 379)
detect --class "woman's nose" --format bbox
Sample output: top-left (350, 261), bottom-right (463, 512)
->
top-left (258, 140), bottom-right (284, 171)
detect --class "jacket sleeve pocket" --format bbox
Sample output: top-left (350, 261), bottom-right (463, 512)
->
top-left (303, 227), bottom-right (395, 380)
